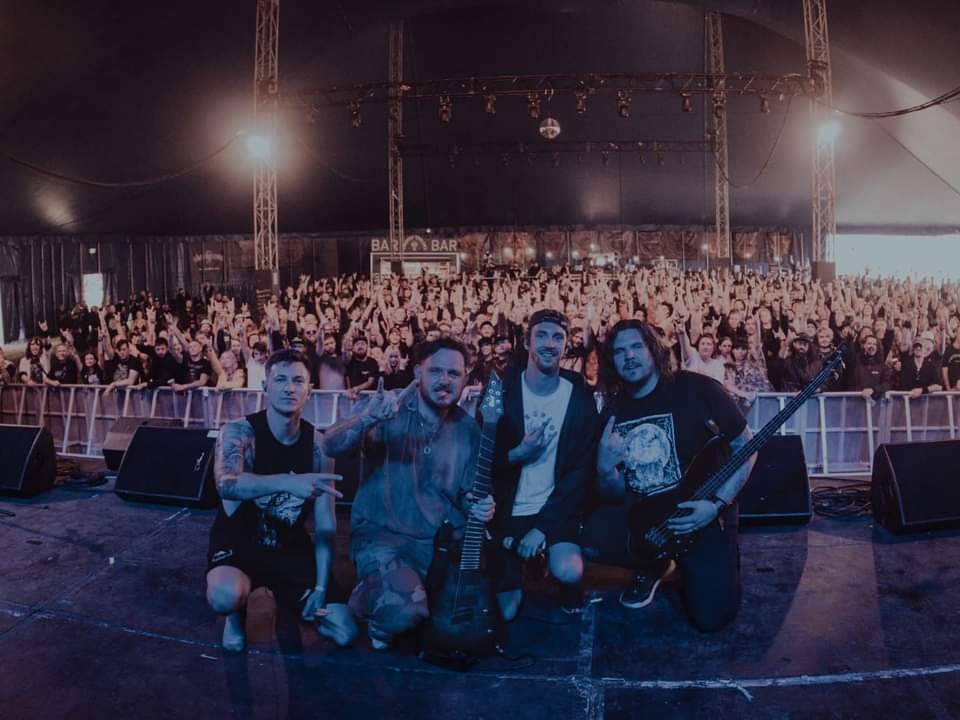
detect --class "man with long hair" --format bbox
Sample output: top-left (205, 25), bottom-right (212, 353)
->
top-left (581, 320), bottom-right (756, 632)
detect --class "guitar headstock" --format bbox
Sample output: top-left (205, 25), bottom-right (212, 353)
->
top-left (479, 371), bottom-right (505, 424)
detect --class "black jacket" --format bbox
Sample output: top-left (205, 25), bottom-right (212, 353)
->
top-left (491, 368), bottom-right (599, 545)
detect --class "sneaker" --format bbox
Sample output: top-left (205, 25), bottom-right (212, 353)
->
top-left (559, 584), bottom-right (585, 615)
top-left (619, 561), bottom-right (675, 610)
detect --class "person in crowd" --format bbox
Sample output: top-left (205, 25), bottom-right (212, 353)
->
top-left (780, 333), bottom-right (822, 393)
top-left (677, 326), bottom-right (726, 385)
top-left (139, 336), bottom-right (180, 389)
top-left (848, 334), bottom-right (893, 399)
top-left (942, 332), bottom-right (960, 391)
top-left (79, 351), bottom-right (105, 386)
top-left (896, 334), bottom-right (943, 396)
top-left (380, 345), bottom-right (413, 391)
top-left (45, 341), bottom-right (80, 386)
top-left (345, 335), bottom-right (379, 393)
top-left (0, 346), bottom-right (15, 384)
top-left (206, 349), bottom-right (355, 652)
top-left (724, 338), bottom-right (773, 413)
top-left (17, 338), bottom-right (49, 385)
top-left (321, 340), bottom-right (494, 650)
top-left (211, 350), bottom-right (246, 390)
top-left (168, 321), bottom-right (213, 392)
top-left (582, 320), bottom-right (756, 630)
top-left (491, 309), bottom-right (599, 618)
top-left (244, 341), bottom-right (269, 390)
top-left (101, 338), bottom-right (143, 394)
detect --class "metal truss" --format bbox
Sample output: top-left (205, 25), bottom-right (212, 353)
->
top-left (398, 138), bottom-right (713, 160)
top-left (282, 71), bottom-right (811, 109)
top-left (388, 22), bottom-right (405, 260)
top-left (253, 0), bottom-right (279, 279)
top-left (706, 11), bottom-right (731, 262)
top-left (804, 0), bottom-right (837, 262)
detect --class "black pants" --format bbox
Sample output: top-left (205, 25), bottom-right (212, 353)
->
top-left (580, 500), bottom-right (741, 632)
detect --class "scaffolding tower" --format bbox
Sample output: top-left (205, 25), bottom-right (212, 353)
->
top-left (253, 0), bottom-right (280, 288)
top-left (706, 10), bottom-right (731, 263)
top-left (388, 22), bottom-right (405, 260)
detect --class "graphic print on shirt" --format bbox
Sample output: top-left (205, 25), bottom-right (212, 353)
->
top-left (615, 413), bottom-right (681, 497)
top-left (253, 491), bottom-right (305, 549)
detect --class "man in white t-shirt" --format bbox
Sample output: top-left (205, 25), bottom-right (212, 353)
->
top-left (492, 309), bottom-right (600, 619)
top-left (678, 326), bottom-right (726, 384)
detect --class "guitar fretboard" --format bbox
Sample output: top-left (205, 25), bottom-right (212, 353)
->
top-left (459, 421), bottom-right (497, 571)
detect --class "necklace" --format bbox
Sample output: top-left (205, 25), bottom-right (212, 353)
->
top-left (416, 403), bottom-right (444, 455)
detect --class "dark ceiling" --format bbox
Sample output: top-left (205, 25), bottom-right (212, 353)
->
top-left (1, 0), bottom-right (959, 237)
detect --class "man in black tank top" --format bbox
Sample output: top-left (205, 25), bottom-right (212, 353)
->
top-left (205, 349), bottom-right (356, 652)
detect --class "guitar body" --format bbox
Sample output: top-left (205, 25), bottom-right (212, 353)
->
top-left (627, 448), bottom-right (719, 563)
top-left (421, 521), bottom-right (502, 657)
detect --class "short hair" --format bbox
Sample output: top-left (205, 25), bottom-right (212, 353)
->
top-left (413, 337), bottom-right (469, 366)
top-left (526, 308), bottom-right (570, 340)
top-left (252, 341), bottom-right (268, 354)
top-left (155, 337), bottom-right (169, 347)
top-left (115, 339), bottom-right (129, 350)
top-left (264, 349), bottom-right (311, 379)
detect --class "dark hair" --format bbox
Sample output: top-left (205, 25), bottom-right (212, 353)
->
top-left (601, 320), bottom-right (675, 398)
top-left (115, 339), bottom-right (129, 350)
top-left (413, 337), bottom-right (469, 366)
top-left (526, 308), bottom-right (570, 340)
top-left (252, 341), bottom-right (268, 354)
top-left (155, 337), bottom-right (169, 347)
top-left (264, 349), bottom-right (312, 378)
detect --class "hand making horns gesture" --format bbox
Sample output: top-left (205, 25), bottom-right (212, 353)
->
top-left (361, 376), bottom-right (419, 424)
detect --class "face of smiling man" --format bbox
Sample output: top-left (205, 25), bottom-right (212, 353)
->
top-left (526, 320), bottom-right (567, 376)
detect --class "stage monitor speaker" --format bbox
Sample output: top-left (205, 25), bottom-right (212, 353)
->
top-left (871, 441), bottom-right (960, 534)
top-left (0, 425), bottom-right (57, 497)
top-left (114, 426), bottom-right (219, 508)
top-left (103, 417), bottom-right (184, 471)
top-left (739, 435), bottom-right (811, 524)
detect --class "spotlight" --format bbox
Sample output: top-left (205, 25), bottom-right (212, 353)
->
top-left (484, 94), bottom-right (497, 114)
top-left (245, 133), bottom-right (272, 160)
top-left (617, 90), bottom-right (631, 118)
top-left (760, 95), bottom-right (771, 114)
top-left (575, 90), bottom-right (588, 114)
top-left (817, 118), bottom-right (842, 144)
top-left (657, 152), bottom-right (665, 166)
top-left (539, 117), bottom-right (561, 140)
top-left (572, 250), bottom-right (581, 259)
top-left (601, 151), bottom-right (609, 166)
top-left (681, 94), bottom-right (693, 113)
top-left (527, 92), bottom-right (541, 120)
top-left (713, 97), bottom-right (724, 119)
top-left (526, 247), bottom-right (535, 257)
top-left (349, 100), bottom-right (362, 128)
top-left (438, 95), bottom-right (453, 123)
top-left (546, 251), bottom-right (554, 260)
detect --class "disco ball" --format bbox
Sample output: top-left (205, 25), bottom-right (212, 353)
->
top-left (539, 117), bottom-right (561, 140)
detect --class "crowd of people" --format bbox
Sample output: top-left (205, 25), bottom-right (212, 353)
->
top-left (2, 265), bottom-right (959, 409)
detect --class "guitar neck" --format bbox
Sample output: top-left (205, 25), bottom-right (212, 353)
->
top-left (694, 351), bottom-right (843, 502)
top-left (459, 421), bottom-right (497, 570)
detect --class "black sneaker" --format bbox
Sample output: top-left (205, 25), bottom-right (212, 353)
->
top-left (619, 561), bottom-right (674, 609)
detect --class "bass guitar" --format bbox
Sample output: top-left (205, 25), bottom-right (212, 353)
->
top-left (628, 345), bottom-right (846, 563)
top-left (420, 372), bottom-right (504, 661)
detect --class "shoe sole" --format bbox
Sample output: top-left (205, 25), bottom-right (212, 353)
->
top-left (618, 576), bottom-right (663, 609)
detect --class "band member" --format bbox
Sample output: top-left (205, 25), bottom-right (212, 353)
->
top-left (206, 349), bottom-right (355, 652)
top-left (491, 309), bottom-right (599, 618)
top-left (583, 320), bottom-right (756, 632)
top-left (322, 338), bottom-right (495, 649)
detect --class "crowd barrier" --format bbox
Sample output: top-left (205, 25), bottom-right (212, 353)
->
top-left (1, 384), bottom-right (958, 476)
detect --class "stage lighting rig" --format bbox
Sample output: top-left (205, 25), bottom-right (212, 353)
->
top-left (349, 100), bottom-right (362, 128)
top-left (527, 92), bottom-right (541, 119)
top-left (617, 90), bottom-right (631, 118)
top-left (484, 94), bottom-right (497, 114)
top-left (760, 95), bottom-right (771, 113)
top-left (438, 95), bottom-right (453, 122)
top-left (681, 94), bottom-right (693, 113)
top-left (575, 90), bottom-right (588, 114)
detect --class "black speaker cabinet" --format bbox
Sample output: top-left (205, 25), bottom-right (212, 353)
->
top-left (102, 417), bottom-right (184, 471)
top-left (739, 435), bottom-right (812, 524)
top-left (114, 426), bottom-right (219, 508)
top-left (871, 441), bottom-right (960, 534)
top-left (0, 425), bottom-right (57, 497)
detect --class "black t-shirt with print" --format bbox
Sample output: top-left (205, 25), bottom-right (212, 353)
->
top-left (81, 366), bottom-right (105, 386)
top-left (48, 357), bottom-right (78, 384)
top-left (943, 346), bottom-right (960, 389)
top-left (600, 371), bottom-right (746, 499)
top-left (104, 356), bottom-right (144, 384)
top-left (179, 356), bottom-right (213, 385)
top-left (346, 355), bottom-right (380, 389)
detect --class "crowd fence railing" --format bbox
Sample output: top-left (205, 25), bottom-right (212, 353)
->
top-left (1, 385), bottom-right (958, 476)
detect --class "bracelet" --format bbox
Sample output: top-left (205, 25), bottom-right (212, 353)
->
top-left (711, 497), bottom-right (728, 513)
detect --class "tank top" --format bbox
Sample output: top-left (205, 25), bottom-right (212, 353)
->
top-left (212, 410), bottom-right (316, 553)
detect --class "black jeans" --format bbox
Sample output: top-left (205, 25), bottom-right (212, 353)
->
top-left (580, 499), bottom-right (741, 632)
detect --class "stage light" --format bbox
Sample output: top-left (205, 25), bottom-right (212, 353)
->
top-left (617, 90), bottom-right (631, 118)
top-left (438, 95), bottom-right (453, 123)
top-left (702, 243), bottom-right (710, 252)
top-left (459, 252), bottom-right (468, 260)
top-left (817, 118), bottom-right (841, 144)
top-left (526, 247), bottom-right (535, 256)
top-left (504, 247), bottom-right (514, 257)
top-left (681, 94), bottom-right (693, 113)
top-left (245, 133), bottom-right (272, 160)
top-left (484, 94), bottom-right (497, 114)
top-left (350, 100), bottom-right (362, 128)
top-left (601, 151), bottom-right (609, 167)
top-left (657, 152), bottom-right (665, 166)
top-left (632, 256), bottom-right (639, 263)
top-left (590, 242), bottom-right (598, 251)
top-left (572, 250), bottom-right (581, 259)
top-left (546, 251), bottom-right (554, 259)
top-left (540, 117), bottom-right (561, 140)
top-left (527, 92), bottom-right (541, 120)
top-left (760, 95), bottom-right (771, 114)
top-left (575, 90), bottom-right (588, 114)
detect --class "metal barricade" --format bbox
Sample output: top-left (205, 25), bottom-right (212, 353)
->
top-left (5, 385), bottom-right (958, 466)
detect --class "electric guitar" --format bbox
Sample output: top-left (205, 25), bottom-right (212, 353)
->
top-left (628, 345), bottom-right (846, 562)
top-left (420, 372), bottom-right (504, 660)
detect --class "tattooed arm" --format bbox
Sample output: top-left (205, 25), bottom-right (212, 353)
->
top-left (320, 414), bottom-right (377, 458)
top-left (310, 432), bottom-right (337, 608)
top-left (214, 419), bottom-right (342, 501)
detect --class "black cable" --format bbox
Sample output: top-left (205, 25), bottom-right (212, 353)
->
top-left (820, 82), bottom-right (960, 119)
top-left (3, 134), bottom-right (240, 189)
top-left (811, 482), bottom-right (872, 518)
top-left (714, 95), bottom-right (794, 190)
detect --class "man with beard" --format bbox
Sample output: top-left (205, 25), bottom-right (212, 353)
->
top-left (345, 335), bottom-right (379, 392)
top-left (491, 309), bottom-right (599, 619)
top-left (139, 337), bottom-right (180, 389)
top-left (848, 335), bottom-right (892, 398)
top-left (581, 320), bottom-right (755, 631)
top-left (206, 349), bottom-right (354, 652)
top-left (780, 333), bottom-right (822, 392)
top-left (322, 338), bottom-right (494, 649)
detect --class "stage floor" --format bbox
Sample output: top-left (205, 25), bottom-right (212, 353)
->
top-left (2, 472), bottom-right (960, 719)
